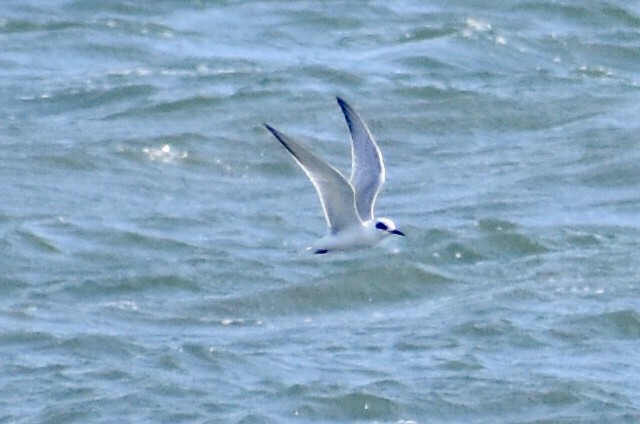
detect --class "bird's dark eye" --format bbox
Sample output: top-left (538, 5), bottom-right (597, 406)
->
top-left (375, 221), bottom-right (388, 231)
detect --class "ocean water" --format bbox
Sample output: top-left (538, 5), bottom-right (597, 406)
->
top-left (1, 0), bottom-right (640, 422)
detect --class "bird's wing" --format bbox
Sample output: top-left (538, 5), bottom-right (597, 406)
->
top-left (337, 97), bottom-right (385, 222)
top-left (264, 124), bottom-right (362, 233)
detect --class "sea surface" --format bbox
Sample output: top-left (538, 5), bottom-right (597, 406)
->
top-left (1, 1), bottom-right (640, 423)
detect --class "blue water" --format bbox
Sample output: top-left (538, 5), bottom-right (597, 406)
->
top-left (2, 1), bottom-right (640, 423)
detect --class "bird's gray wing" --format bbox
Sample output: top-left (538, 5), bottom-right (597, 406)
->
top-left (264, 124), bottom-right (362, 233)
top-left (337, 97), bottom-right (385, 222)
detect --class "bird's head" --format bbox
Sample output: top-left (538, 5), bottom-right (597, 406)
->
top-left (373, 217), bottom-right (405, 237)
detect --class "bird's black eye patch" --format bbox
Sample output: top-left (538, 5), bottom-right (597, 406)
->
top-left (314, 249), bottom-right (329, 254)
top-left (375, 222), bottom-right (388, 231)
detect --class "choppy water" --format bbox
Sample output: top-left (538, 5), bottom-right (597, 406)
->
top-left (2, 1), bottom-right (640, 423)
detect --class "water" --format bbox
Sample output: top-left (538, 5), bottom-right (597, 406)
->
top-left (1, 0), bottom-right (640, 422)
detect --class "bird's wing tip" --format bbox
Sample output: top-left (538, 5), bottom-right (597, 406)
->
top-left (264, 123), bottom-right (283, 139)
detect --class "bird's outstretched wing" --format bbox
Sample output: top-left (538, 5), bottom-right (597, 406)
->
top-left (337, 97), bottom-right (385, 222)
top-left (264, 124), bottom-right (362, 233)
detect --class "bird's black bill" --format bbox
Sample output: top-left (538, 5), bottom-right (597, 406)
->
top-left (390, 229), bottom-right (405, 236)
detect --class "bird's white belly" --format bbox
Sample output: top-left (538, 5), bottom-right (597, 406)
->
top-left (311, 224), bottom-right (383, 253)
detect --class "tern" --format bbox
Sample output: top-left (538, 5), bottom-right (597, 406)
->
top-left (264, 97), bottom-right (404, 254)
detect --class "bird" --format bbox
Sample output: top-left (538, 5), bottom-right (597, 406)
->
top-left (264, 97), bottom-right (404, 254)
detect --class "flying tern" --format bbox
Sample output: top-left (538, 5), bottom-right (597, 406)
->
top-left (264, 97), bottom-right (404, 254)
